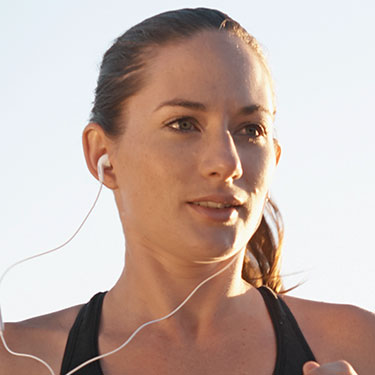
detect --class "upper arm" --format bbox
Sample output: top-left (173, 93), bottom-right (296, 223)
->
top-left (332, 304), bottom-right (375, 374)
top-left (0, 305), bottom-right (80, 375)
top-left (282, 295), bottom-right (375, 375)
top-left (0, 323), bottom-right (53, 375)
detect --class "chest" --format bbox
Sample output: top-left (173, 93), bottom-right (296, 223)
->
top-left (98, 328), bottom-right (277, 375)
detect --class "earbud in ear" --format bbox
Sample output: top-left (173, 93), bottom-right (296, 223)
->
top-left (97, 154), bottom-right (111, 183)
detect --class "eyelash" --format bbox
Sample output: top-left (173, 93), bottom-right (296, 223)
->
top-left (165, 117), bottom-right (266, 139)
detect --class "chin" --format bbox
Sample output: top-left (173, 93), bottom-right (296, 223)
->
top-left (183, 230), bottom-right (249, 262)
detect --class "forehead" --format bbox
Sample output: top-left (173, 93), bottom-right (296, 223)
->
top-left (129, 30), bottom-right (273, 116)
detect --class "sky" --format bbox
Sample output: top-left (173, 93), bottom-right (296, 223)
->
top-left (0, 0), bottom-right (374, 322)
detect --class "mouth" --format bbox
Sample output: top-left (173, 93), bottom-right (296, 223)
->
top-left (189, 201), bottom-right (239, 209)
top-left (186, 199), bottom-right (243, 222)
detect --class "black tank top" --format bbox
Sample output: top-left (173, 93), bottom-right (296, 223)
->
top-left (60, 286), bottom-right (316, 374)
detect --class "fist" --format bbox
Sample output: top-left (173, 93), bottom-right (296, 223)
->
top-left (303, 361), bottom-right (357, 374)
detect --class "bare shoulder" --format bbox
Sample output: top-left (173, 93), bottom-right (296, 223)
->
top-left (281, 293), bottom-right (375, 374)
top-left (0, 304), bottom-right (82, 375)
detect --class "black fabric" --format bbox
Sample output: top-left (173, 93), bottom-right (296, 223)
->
top-left (257, 286), bottom-right (316, 374)
top-left (60, 292), bottom-right (106, 375)
top-left (60, 287), bottom-right (316, 375)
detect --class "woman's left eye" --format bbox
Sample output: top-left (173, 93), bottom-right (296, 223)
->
top-left (237, 124), bottom-right (264, 138)
top-left (166, 117), bottom-right (197, 132)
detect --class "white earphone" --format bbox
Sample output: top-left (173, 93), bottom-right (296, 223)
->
top-left (97, 154), bottom-right (111, 183)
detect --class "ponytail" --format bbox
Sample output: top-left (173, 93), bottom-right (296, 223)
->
top-left (242, 198), bottom-right (284, 293)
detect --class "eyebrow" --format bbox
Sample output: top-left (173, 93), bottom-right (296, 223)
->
top-left (153, 98), bottom-right (275, 117)
top-left (154, 99), bottom-right (206, 112)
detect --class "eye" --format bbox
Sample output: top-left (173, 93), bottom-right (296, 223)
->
top-left (166, 117), bottom-right (198, 133)
top-left (237, 124), bottom-right (264, 138)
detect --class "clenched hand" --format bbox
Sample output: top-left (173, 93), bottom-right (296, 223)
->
top-left (303, 361), bottom-right (357, 374)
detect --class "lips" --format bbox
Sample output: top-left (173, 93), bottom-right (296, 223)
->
top-left (190, 201), bottom-right (234, 209)
top-left (187, 195), bottom-right (244, 222)
top-left (188, 195), bottom-right (244, 207)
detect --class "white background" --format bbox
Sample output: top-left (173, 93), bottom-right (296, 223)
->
top-left (1, 0), bottom-right (374, 321)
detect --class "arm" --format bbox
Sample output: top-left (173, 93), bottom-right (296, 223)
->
top-left (329, 304), bottom-right (375, 374)
top-left (0, 323), bottom-right (53, 375)
top-left (284, 295), bottom-right (375, 375)
top-left (0, 306), bottom-right (79, 375)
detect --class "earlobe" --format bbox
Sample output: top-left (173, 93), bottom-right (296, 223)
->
top-left (82, 123), bottom-right (118, 189)
top-left (273, 139), bottom-right (282, 165)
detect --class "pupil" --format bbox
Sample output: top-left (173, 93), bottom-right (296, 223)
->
top-left (247, 127), bottom-right (258, 136)
top-left (180, 120), bottom-right (190, 129)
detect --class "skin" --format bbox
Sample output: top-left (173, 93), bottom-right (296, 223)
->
top-left (1, 30), bottom-right (375, 375)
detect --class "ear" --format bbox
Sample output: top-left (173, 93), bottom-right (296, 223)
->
top-left (273, 138), bottom-right (281, 166)
top-left (82, 123), bottom-right (118, 189)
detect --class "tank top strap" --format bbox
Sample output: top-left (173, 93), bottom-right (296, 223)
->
top-left (257, 286), bottom-right (316, 375)
top-left (60, 292), bottom-right (106, 375)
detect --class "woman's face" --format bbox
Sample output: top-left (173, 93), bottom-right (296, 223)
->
top-left (110, 30), bottom-right (280, 263)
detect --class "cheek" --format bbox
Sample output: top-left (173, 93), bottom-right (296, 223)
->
top-left (241, 144), bottom-right (276, 194)
top-left (117, 136), bottom-right (186, 217)
top-left (238, 145), bottom-right (276, 236)
top-left (146, 135), bottom-right (198, 188)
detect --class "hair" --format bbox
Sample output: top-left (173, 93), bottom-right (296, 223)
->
top-left (90, 8), bottom-right (284, 293)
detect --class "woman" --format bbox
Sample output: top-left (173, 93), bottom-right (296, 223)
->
top-left (0, 7), bottom-right (374, 375)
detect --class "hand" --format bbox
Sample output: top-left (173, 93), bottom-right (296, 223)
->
top-left (303, 361), bottom-right (358, 374)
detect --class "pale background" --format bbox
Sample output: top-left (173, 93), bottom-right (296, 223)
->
top-left (0, 0), bottom-right (374, 322)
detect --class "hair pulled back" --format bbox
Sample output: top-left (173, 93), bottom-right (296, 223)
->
top-left (90, 8), bottom-right (284, 293)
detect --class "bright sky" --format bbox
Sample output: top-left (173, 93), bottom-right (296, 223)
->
top-left (1, 0), bottom-right (374, 322)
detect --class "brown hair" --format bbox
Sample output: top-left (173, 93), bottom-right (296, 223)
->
top-left (90, 8), bottom-right (284, 293)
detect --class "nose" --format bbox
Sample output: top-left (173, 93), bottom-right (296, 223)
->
top-left (198, 129), bottom-right (243, 182)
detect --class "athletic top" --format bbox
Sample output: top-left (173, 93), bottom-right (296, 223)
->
top-left (60, 286), bottom-right (316, 374)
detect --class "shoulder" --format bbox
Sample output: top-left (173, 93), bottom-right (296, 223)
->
top-left (0, 304), bottom-right (82, 375)
top-left (281, 293), bottom-right (375, 374)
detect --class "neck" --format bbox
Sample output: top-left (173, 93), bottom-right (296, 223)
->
top-left (101, 244), bottom-right (255, 342)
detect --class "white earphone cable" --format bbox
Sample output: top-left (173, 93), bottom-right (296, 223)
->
top-left (0, 183), bottom-right (103, 375)
top-left (0, 177), bottom-right (240, 375)
top-left (0, 329), bottom-right (55, 375)
top-left (64, 253), bottom-right (239, 375)
top-left (0, 183), bottom-right (103, 301)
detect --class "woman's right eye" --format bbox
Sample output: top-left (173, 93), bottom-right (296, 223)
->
top-left (166, 117), bottom-right (197, 132)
